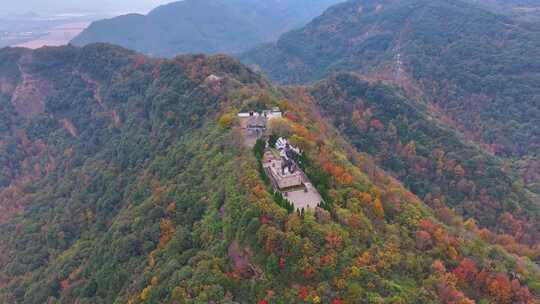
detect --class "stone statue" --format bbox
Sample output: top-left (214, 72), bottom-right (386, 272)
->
top-left (280, 143), bottom-right (299, 175)
top-left (275, 137), bottom-right (302, 175)
top-left (281, 157), bottom-right (296, 175)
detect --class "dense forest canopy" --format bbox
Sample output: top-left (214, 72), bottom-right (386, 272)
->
top-left (0, 44), bottom-right (538, 303)
top-left (309, 72), bottom-right (540, 254)
top-left (2, 0), bottom-right (540, 302)
top-left (241, 0), bottom-right (540, 159)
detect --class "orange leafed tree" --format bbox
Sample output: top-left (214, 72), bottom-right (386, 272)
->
top-left (159, 219), bottom-right (175, 248)
top-left (325, 232), bottom-right (342, 249)
top-left (486, 273), bottom-right (512, 304)
top-left (357, 192), bottom-right (373, 205)
top-left (372, 198), bottom-right (384, 219)
top-left (453, 258), bottom-right (478, 286)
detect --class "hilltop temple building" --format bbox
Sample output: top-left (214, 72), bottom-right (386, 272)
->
top-left (238, 107), bottom-right (282, 138)
top-left (263, 150), bottom-right (304, 190)
top-left (237, 109), bottom-right (322, 210)
top-left (262, 137), bottom-right (322, 210)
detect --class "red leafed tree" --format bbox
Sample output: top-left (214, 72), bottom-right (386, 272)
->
top-left (304, 266), bottom-right (315, 279)
top-left (278, 257), bottom-right (286, 269)
top-left (370, 118), bottom-right (385, 131)
top-left (498, 212), bottom-right (523, 238)
top-left (298, 286), bottom-right (309, 300)
top-left (134, 54), bottom-right (146, 68)
top-left (325, 232), bottom-right (342, 249)
top-left (415, 230), bottom-right (433, 250)
top-left (438, 283), bottom-right (474, 304)
top-left (453, 258), bottom-right (478, 285)
top-left (511, 278), bottom-right (534, 303)
top-left (419, 219), bottom-right (436, 233)
top-left (320, 254), bottom-right (333, 266)
top-left (486, 273), bottom-right (512, 303)
top-left (285, 112), bottom-right (300, 122)
top-left (260, 215), bottom-right (271, 224)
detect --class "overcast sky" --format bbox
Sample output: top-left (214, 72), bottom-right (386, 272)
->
top-left (0, 0), bottom-right (175, 15)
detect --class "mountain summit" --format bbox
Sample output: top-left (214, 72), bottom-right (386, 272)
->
top-left (1, 43), bottom-right (538, 303)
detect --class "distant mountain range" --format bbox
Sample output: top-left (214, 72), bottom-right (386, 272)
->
top-left (71, 0), bottom-right (343, 57)
top-left (471, 0), bottom-right (540, 20)
top-left (241, 0), bottom-right (540, 159)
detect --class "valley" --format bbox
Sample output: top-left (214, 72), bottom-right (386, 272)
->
top-left (70, 0), bottom-right (343, 57)
top-left (14, 21), bottom-right (90, 49)
top-left (0, 13), bottom-right (101, 49)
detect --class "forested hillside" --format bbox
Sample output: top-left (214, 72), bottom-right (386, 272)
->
top-left (71, 0), bottom-right (343, 57)
top-left (241, 0), bottom-right (540, 160)
top-left (309, 72), bottom-right (540, 258)
top-left (1, 44), bottom-right (540, 303)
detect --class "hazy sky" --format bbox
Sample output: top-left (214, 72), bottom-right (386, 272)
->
top-left (0, 0), bottom-right (176, 15)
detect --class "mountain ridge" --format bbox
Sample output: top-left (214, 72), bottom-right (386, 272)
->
top-left (308, 71), bottom-right (540, 250)
top-left (1, 43), bottom-right (539, 303)
top-left (71, 0), bottom-right (343, 57)
top-left (240, 0), bottom-right (540, 159)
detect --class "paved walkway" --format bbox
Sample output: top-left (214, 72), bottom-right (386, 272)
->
top-left (283, 182), bottom-right (322, 210)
